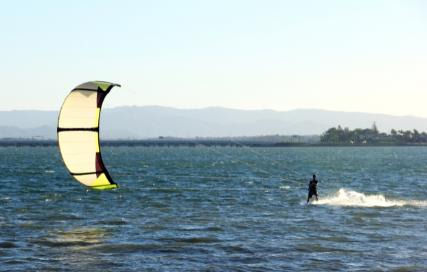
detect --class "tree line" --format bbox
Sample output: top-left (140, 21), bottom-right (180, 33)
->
top-left (320, 122), bottom-right (426, 143)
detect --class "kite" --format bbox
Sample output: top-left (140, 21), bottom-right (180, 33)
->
top-left (57, 81), bottom-right (120, 189)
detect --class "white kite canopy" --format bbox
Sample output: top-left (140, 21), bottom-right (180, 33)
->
top-left (57, 81), bottom-right (120, 189)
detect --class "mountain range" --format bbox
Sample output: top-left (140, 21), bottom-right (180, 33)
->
top-left (0, 106), bottom-right (426, 139)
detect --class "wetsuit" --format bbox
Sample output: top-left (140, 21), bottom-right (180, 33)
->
top-left (308, 179), bottom-right (318, 199)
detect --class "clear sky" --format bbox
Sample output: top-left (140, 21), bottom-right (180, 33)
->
top-left (1, 0), bottom-right (426, 117)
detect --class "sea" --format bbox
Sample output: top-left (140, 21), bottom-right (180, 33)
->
top-left (1, 146), bottom-right (426, 271)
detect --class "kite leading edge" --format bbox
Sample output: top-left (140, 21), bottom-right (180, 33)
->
top-left (57, 81), bottom-right (120, 189)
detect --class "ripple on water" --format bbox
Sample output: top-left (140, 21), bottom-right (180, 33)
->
top-left (2, 146), bottom-right (427, 270)
top-left (0, 242), bottom-right (17, 248)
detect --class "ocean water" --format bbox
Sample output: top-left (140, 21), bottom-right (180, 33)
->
top-left (1, 146), bottom-right (427, 271)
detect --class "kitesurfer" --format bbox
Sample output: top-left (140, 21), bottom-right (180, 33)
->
top-left (307, 174), bottom-right (319, 204)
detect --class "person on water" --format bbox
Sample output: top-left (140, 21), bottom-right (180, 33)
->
top-left (307, 174), bottom-right (319, 204)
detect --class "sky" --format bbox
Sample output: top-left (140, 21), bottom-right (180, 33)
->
top-left (1, 0), bottom-right (426, 117)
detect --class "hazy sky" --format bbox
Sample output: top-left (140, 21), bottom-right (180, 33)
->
top-left (1, 0), bottom-right (426, 117)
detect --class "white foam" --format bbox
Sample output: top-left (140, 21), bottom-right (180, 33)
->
top-left (313, 188), bottom-right (427, 207)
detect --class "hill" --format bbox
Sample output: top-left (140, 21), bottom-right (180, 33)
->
top-left (0, 106), bottom-right (426, 139)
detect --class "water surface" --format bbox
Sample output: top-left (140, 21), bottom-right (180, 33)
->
top-left (1, 146), bottom-right (426, 271)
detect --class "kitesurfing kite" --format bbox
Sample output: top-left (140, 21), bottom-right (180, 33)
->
top-left (57, 81), bottom-right (120, 189)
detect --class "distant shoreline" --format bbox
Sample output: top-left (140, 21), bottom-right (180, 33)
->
top-left (1, 139), bottom-right (426, 148)
top-left (273, 142), bottom-right (427, 147)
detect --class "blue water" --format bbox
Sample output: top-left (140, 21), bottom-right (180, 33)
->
top-left (1, 146), bottom-right (427, 271)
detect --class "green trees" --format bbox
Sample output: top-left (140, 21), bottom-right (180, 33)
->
top-left (362, 128), bottom-right (371, 142)
top-left (320, 124), bottom-right (424, 143)
top-left (337, 127), bottom-right (346, 142)
top-left (353, 128), bottom-right (362, 142)
top-left (344, 127), bottom-right (350, 142)
top-left (322, 127), bottom-right (338, 142)
top-left (372, 122), bottom-right (379, 136)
